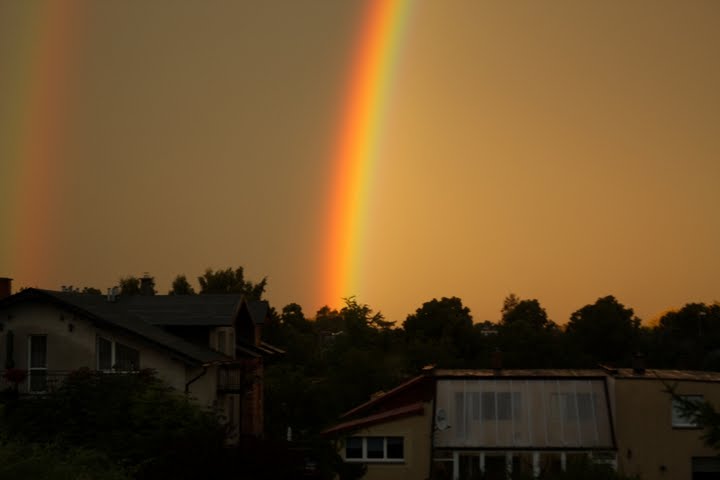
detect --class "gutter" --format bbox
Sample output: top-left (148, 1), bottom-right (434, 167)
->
top-left (185, 365), bottom-right (208, 394)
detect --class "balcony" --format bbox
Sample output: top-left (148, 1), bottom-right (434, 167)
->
top-left (0, 370), bottom-right (71, 395)
top-left (217, 363), bottom-right (259, 394)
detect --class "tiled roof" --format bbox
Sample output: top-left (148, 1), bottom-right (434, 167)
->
top-left (1, 289), bottom-right (229, 365)
top-left (54, 293), bottom-right (244, 326)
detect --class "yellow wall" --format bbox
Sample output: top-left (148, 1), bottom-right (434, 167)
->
top-left (614, 377), bottom-right (720, 480)
top-left (341, 403), bottom-right (432, 480)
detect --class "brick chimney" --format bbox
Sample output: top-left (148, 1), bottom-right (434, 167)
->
top-left (632, 353), bottom-right (646, 375)
top-left (0, 278), bottom-right (12, 300)
top-left (140, 274), bottom-right (155, 296)
top-left (492, 348), bottom-right (503, 374)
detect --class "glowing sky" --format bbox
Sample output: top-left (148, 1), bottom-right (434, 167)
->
top-left (1, 0), bottom-right (718, 324)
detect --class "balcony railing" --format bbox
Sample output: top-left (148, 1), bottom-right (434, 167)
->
top-left (217, 365), bottom-right (259, 394)
top-left (0, 370), bottom-right (71, 395)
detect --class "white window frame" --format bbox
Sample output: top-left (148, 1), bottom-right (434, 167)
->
top-left (672, 395), bottom-right (703, 428)
top-left (28, 335), bottom-right (48, 393)
top-left (96, 336), bottom-right (140, 372)
top-left (345, 436), bottom-right (404, 463)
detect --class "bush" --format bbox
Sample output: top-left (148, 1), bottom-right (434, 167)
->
top-left (0, 369), bottom-right (226, 479)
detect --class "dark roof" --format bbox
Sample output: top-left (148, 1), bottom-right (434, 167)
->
top-left (0, 289), bottom-right (228, 365)
top-left (612, 369), bottom-right (720, 383)
top-left (63, 293), bottom-right (244, 326)
top-left (434, 369), bottom-right (608, 379)
top-left (243, 300), bottom-right (269, 325)
top-left (340, 374), bottom-right (428, 419)
top-left (323, 402), bottom-right (425, 436)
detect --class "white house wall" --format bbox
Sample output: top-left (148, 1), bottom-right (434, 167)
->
top-left (0, 302), bottom-right (212, 407)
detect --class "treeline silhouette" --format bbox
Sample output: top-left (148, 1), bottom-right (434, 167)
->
top-left (262, 294), bottom-right (720, 441)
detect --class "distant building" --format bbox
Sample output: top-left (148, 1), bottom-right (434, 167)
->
top-left (324, 366), bottom-right (720, 480)
top-left (0, 278), bottom-right (282, 440)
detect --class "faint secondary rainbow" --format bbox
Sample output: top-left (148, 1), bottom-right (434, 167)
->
top-left (321, 0), bottom-right (412, 308)
top-left (1, 2), bottom-right (82, 286)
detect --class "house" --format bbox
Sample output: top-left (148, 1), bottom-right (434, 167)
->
top-left (0, 277), bottom-right (281, 439)
top-left (324, 366), bottom-right (720, 480)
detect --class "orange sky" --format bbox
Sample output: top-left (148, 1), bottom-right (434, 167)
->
top-left (1, 0), bottom-right (718, 324)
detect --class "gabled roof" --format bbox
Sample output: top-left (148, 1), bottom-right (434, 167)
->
top-left (323, 402), bottom-right (425, 436)
top-left (240, 299), bottom-right (269, 326)
top-left (0, 289), bottom-right (229, 365)
top-left (47, 292), bottom-right (244, 327)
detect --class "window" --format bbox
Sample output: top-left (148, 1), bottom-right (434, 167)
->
top-left (28, 335), bottom-right (47, 392)
top-left (672, 395), bottom-right (703, 428)
top-left (345, 437), bottom-right (363, 459)
top-left (551, 393), bottom-right (595, 422)
top-left (97, 336), bottom-right (140, 371)
top-left (367, 437), bottom-right (384, 459)
top-left (386, 437), bottom-right (404, 459)
top-left (481, 392), bottom-right (521, 420)
top-left (345, 436), bottom-right (404, 462)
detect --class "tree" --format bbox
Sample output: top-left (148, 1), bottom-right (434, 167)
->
top-left (566, 296), bottom-right (641, 366)
top-left (118, 276), bottom-right (141, 295)
top-left (169, 274), bottom-right (195, 295)
top-left (281, 303), bottom-right (312, 333)
top-left (501, 296), bottom-right (552, 330)
top-left (403, 297), bottom-right (476, 369)
top-left (651, 303), bottom-right (720, 370)
top-left (198, 267), bottom-right (266, 299)
top-left (497, 295), bottom-right (562, 368)
top-left (403, 297), bottom-right (473, 342)
top-left (81, 286), bottom-right (102, 295)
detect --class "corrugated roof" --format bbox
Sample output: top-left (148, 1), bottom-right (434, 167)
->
top-left (434, 369), bottom-right (608, 379)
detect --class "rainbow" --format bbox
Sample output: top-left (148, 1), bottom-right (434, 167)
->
top-left (1, 2), bottom-right (82, 286)
top-left (321, 0), bottom-right (412, 308)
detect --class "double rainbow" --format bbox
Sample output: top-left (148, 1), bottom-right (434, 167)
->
top-left (321, 0), bottom-right (412, 308)
top-left (1, 2), bottom-right (82, 285)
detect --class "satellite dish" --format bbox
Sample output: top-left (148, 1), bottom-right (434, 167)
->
top-left (435, 408), bottom-right (449, 431)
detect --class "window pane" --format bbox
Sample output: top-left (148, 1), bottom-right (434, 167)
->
top-left (482, 392), bottom-right (495, 420)
top-left (98, 337), bottom-right (112, 370)
top-left (30, 336), bottom-right (47, 368)
top-left (386, 437), bottom-right (404, 459)
top-left (471, 392), bottom-right (481, 421)
top-left (673, 395), bottom-right (703, 427)
top-left (564, 393), bottom-right (579, 421)
top-left (115, 342), bottom-right (140, 371)
top-left (366, 437), bottom-right (384, 459)
top-left (497, 392), bottom-right (512, 420)
top-left (454, 392), bottom-right (466, 438)
top-left (577, 393), bottom-right (594, 421)
top-left (512, 392), bottom-right (523, 419)
top-left (346, 437), bottom-right (363, 459)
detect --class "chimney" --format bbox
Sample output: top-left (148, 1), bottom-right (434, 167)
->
top-left (632, 353), bottom-right (646, 375)
top-left (0, 278), bottom-right (12, 300)
top-left (140, 274), bottom-right (155, 296)
top-left (492, 349), bottom-right (503, 374)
